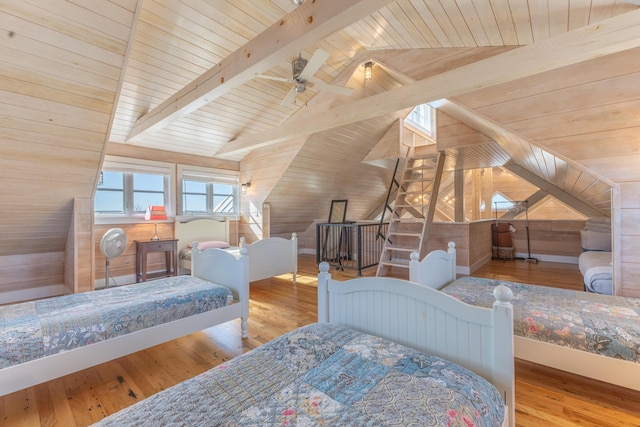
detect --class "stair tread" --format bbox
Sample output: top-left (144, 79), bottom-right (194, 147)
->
top-left (380, 260), bottom-right (410, 268)
top-left (384, 247), bottom-right (418, 252)
top-left (389, 232), bottom-right (421, 237)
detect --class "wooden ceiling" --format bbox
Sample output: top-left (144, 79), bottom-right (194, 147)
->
top-left (2, 0), bottom-right (640, 255)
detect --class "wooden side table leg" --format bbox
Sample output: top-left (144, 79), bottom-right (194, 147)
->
top-left (136, 245), bottom-right (142, 283)
top-left (165, 250), bottom-right (172, 276)
top-left (173, 246), bottom-right (178, 276)
top-left (141, 246), bottom-right (148, 283)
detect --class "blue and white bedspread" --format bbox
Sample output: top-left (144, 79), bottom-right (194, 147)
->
top-left (0, 276), bottom-right (233, 369)
top-left (443, 277), bottom-right (640, 362)
top-left (93, 322), bottom-right (504, 427)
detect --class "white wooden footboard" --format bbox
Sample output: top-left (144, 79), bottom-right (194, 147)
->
top-left (409, 241), bottom-right (456, 289)
top-left (317, 261), bottom-right (515, 427)
top-left (191, 243), bottom-right (249, 337)
top-left (240, 233), bottom-right (297, 283)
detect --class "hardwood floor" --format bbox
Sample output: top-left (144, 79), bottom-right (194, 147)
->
top-left (1, 255), bottom-right (640, 426)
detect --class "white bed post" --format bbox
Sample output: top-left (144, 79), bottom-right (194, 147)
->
top-left (317, 261), bottom-right (330, 323)
top-left (291, 232), bottom-right (298, 285)
top-left (409, 252), bottom-right (420, 282)
top-left (447, 241), bottom-right (456, 280)
top-left (238, 247), bottom-right (250, 337)
top-left (492, 285), bottom-right (515, 427)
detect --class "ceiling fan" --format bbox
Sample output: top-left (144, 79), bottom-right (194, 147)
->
top-left (256, 49), bottom-right (353, 105)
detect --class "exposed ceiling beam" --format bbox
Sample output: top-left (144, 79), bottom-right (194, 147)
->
top-left (217, 9), bottom-right (640, 157)
top-left (434, 98), bottom-right (610, 217)
top-left (125, 0), bottom-right (395, 143)
top-left (505, 165), bottom-right (605, 218)
top-left (498, 190), bottom-right (548, 220)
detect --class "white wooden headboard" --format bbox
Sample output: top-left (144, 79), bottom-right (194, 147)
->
top-left (175, 217), bottom-right (230, 254)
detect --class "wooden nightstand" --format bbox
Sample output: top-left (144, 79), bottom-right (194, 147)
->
top-left (135, 239), bottom-right (179, 283)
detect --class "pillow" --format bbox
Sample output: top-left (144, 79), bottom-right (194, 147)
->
top-left (188, 240), bottom-right (230, 250)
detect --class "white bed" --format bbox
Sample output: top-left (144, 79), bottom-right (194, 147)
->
top-left (578, 250), bottom-right (612, 294)
top-left (409, 242), bottom-right (640, 392)
top-left (0, 245), bottom-right (249, 397)
top-left (240, 234), bottom-right (297, 284)
top-left (175, 217), bottom-right (297, 284)
top-left (175, 217), bottom-right (230, 271)
top-left (318, 261), bottom-right (515, 427)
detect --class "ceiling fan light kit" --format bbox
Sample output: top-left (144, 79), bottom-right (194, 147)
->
top-left (364, 61), bottom-right (373, 80)
top-left (255, 49), bottom-right (353, 105)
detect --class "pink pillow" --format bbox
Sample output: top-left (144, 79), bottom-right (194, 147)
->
top-left (189, 240), bottom-right (229, 250)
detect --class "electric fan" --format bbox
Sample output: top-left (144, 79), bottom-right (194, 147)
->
top-left (100, 228), bottom-right (128, 288)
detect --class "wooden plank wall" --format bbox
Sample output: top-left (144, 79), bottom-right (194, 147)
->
top-left (94, 222), bottom-right (173, 288)
top-left (64, 198), bottom-right (94, 294)
top-left (297, 218), bottom-right (582, 277)
top-left (239, 138), bottom-right (304, 241)
top-left (619, 183), bottom-right (640, 297)
top-left (510, 220), bottom-right (584, 260)
top-left (0, 253), bottom-right (65, 304)
top-left (94, 219), bottom-right (240, 288)
top-left (0, 197), bottom-right (94, 304)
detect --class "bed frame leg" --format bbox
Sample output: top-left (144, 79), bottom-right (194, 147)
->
top-left (241, 318), bottom-right (248, 338)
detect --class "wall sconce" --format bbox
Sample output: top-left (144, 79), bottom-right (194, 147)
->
top-left (241, 182), bottom-right (251, 194)
top-left (364, 61), bottom-right (373, 80)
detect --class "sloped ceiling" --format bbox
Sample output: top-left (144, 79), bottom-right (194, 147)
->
top-left (2, 1), bottom-right (640, 256)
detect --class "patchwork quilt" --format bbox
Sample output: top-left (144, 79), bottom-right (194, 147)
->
top-left (93, 323), bottom-right (504, 427)
top-left (443, 277), bottom-right (640, 362)
top-left (0, 275), bottom-right (233, 369)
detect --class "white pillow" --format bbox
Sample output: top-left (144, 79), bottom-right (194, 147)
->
top-left (189, 240), bottom-right (230, 250)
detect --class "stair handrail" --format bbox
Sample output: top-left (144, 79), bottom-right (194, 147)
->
top-left (377, 158), bottom-right (401, 241)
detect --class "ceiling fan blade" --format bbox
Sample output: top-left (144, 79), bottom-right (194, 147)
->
top-left (308, 78), bottom-right (354, 96)
top-left (255, 74), bottom-right (291, 83)
top-left (300, 49), bottom-right (329, 78)
top-left (280, 86), bottom-right (297, 106)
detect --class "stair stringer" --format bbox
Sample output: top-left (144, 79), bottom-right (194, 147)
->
top-left (376, 147), bottom-right (445, 276)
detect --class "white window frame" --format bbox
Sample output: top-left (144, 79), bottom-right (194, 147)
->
top-left (178, 164), bottom-right (240, 219)
top-left (405, 103), bottom-right (436, 139)
top-left (95, 156), bottom-right (176, 225)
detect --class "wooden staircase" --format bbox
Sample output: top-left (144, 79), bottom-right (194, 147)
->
top-left (376, 147), bottom-right (445, 276)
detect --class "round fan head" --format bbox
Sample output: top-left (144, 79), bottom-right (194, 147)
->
top-left (100, 228), bottom-right (127, 259)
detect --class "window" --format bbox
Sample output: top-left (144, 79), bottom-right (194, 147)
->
top-left (405, 103), bottom-right (435, 136)
top-left (179, 165), bottom-right (239, 216)
top-left (95, 171), bottom-right (124, 213)
top-left (133, 173), bottom-right (165, 213)
top-left (481, 192), bottom-right (513, 213)
top-left (95, 156), bottom-right (174, 219)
